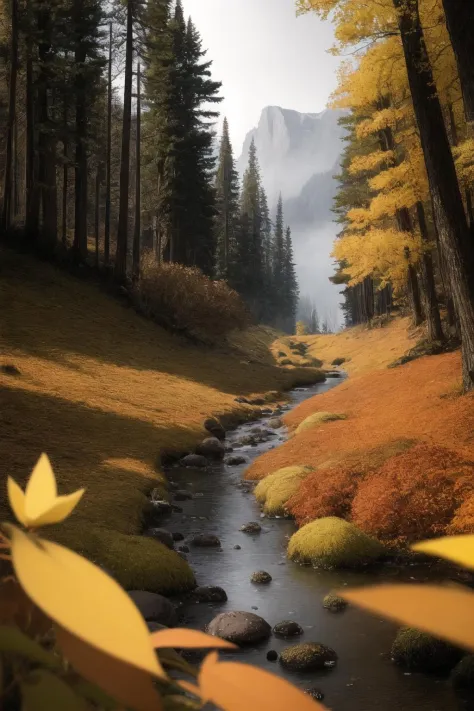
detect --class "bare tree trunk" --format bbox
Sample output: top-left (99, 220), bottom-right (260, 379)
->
top-left (2, 0), bottom-right (18, 234)
top-left (73, 0), bottom-right (88, 260)
top-left (397, 206), bottom-right (424, 326)
top-left (104, 21), bottom-right (112, 267)
top-left (442, 0), bottom-right (474, 123)
top-left (416, 201), bottom-right (445, 341)
top-left (94, 165), bottom-right (101, 267)
top-left (132, 62), bottom-right (141, 281)
top-left (115, 0), bottom-right (133, 282)
top-left (25, 0), bottom-right (39, 240)
top-left (13, 115), bottom-right (19, 217)
top-left (62, 142), bottom-right (68, 246)
top-left (393, 0), bottom-right (474, 390)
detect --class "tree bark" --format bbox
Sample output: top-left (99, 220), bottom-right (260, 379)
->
top-left (416, 201), bottom-right (445, 341)
top-left (393, 0), bottom-right (474, 390)
top-left (94, 165), bottom-right (101, 267)
top-left (104, 21), bottom-right (112, 267)
top-left (115, 0), bottom-right (133, 282)
top-left (442, 0), bottom-right (474, 123)
top-left (25, 0), bottom-right (39, 240)
top-left (397, 206), bottom-right (424, 326)
top-left (73, 0), bottom-right (88, 260)
top-left (2, 0), bottom-right (18, 234)
top-left (132, 62), bottom-right (141, 281)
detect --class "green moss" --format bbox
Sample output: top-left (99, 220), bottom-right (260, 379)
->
top-left (323, 593), bottom-right (348, 612)
top-left (279, 643), bottom-right (338, 671)
top-left (296, 412), bottom-right (347, 435)
top-left (451, 655), bottom-right (474, 689)
top-left (53, 526), bottom-right (196, 594)
top-left (287, 517), bottom-right (385, 569)
top-left (391, 628), bottom-right (464, 674)
top-left (254, 466), bottom-right (313, 516)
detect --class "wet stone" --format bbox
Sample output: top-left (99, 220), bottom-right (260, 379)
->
top-left (250, 571), bottom-right (272, 584)
top-left (240, 522), bottom-right (261, 534)
top-left (191, 534), bottom-right (221, 548)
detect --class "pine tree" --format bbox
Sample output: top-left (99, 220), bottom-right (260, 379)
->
top-left (235, 137), bottom-right (264, 318)
top-left (283, 225), bottom-right (299, 333)
top-left (259, 185), bottom-right (274, 321)
top-left (272, 193), bottom-right (285, 313)
top-left (214, 117), bottom-right (240, 280)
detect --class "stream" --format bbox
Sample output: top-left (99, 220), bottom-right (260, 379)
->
top-left (164, 378), bottom-right (472, 711)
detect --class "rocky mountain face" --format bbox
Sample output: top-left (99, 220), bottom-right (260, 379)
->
top-left (237, 106), bottom-right (347, 325)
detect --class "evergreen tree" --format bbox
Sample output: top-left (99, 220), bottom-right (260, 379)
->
top-left (270, 193), bottom-right (286, 326)
top-left (283, 225), bottom-right (299, 333)
top-left (235, 138), bottom-right (264, 318)
top-left (259, 185), bottom-right (273, 320)
top-left (214, 117), bottom-right (239, 280)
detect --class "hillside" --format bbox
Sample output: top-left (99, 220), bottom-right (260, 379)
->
top-left (0, 250), bottom-right (320, 593)
top-left (247, 320), bottom-right (474, 543)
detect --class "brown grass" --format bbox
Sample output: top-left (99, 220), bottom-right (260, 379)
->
top-left (0, 249), bottom-right (317, 590)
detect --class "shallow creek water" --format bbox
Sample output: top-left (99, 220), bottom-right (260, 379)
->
top-left (164, 378), bottom-right (472, 711)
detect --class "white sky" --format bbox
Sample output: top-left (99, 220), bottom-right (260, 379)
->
top-left (181, 0), bottom-right (341, 153)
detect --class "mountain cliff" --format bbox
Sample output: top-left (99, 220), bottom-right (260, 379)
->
top-left (237, 106), bottom-right (346, 325)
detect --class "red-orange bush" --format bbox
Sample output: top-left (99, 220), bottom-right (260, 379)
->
top-left (287, 466), bottom-right (359, 526)
top-left (448, 494), bottom-right (474, 535)
top-left (135, 253), bottom-right (250, 342)
top-left (351, 444), bottom-right (474, 543)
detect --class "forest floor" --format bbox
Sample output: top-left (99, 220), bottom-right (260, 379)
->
top-left (246, 319), bottom-right (474, 545)
top-left (0, 249), bottom-right (322, 593)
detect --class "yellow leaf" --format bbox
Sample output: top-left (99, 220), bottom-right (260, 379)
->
top-left (24, 454), bottom-right (57, 520)
top-left (340, 584), bottom-right (474, 651)
top-left (56, 626), bottom-right (163, 711)
top-left (151, 629), bottom-right (236, 650)
top-left (7, 477), bottom-right (27, 526)
top-left (198, 652), bottom-right (327, 711)
top-left (412, 535), bottom-right (474, 571)
top-left (32, 490), bottom-right (85, 527)
top-left (6, 524), bottom-right (165, 679)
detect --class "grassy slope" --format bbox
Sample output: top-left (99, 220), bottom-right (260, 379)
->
top-left (246, 319), bottom-right (474, 541)
top-left (0, 250), bottom-right (319, 591)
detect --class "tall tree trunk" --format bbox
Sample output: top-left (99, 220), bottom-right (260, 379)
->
top-left (442, 0), bottom-right (474, 123)
top-left (416, 201), bottom-right (445, 341)
top-left (13, 114), bottom-right (19, 216)
top-left (104, 21), bottom-right (112, 267)
top-left (2, 0), bottom-right (18, 234)
top-left (94, 165), bottom-right (101, 268)
top-left (393, 0), bottom-right (474, 390)
top-left (73, 0), bottom-right (88, 260)
top-left (115, 0), bottom-right (133, 282)
top-left (397, 206), bottom-right (424, 326)
top-left (62, 141), bottom-right (68, 246)
top-left (132, 62), bottom-right (141, 281)
top-left (25, 0), bottom-right (39, 240)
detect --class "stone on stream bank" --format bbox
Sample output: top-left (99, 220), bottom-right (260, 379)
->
top-left (391, 628), bottom-right (464, 674)
top-left (196, 437), bottom-right (226, 460)
top-left (191, 534), bottom-right (221, 547)
top-left (193, 586), bottom-right (228, 603)
top-left (280, 643), bottom-right (338, 671)
top-left (288, 517), bottom-right (385, 569)
top-left (180, 454), bottom-right (209, 469)
top-left (323, 593), bottom-right (348, 612)
top-left (240, 522), bottom-right (262, 534)
top-left (250, 571), bottom-right (272, 584)
top-left (145, 528), bottom-right (174, 549)
top-left (206, 611), bottom-right (271, 644)
top-left (273, 621), bottom-right (304, 638)
top-left (203, 418), bottom-right (226, 441)
top-left (267, 417), bottom-right (283, 429)
top-left (225, 455), bottom-right (248, 466)
top-left (128, 590), bottom-right (178, 627)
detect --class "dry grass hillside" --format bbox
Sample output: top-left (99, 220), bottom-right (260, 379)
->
top-left (247, 321), bottom-right (474, 545)
top-left (0, 250), bottom-right (320, 592)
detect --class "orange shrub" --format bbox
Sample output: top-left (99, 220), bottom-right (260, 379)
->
top-left (287, 466), bottom-right (359, 526)
top-left (135, 253), bottom-right (250, 342)
top-left (448, 494), bottom-right (474, 535)
top-left (351, 444), bottom-right (474, 543)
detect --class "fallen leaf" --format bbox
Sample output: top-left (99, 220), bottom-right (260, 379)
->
top-left (6, 525), bottom-right (164, 678)
top-left (340, 584), bottom-right (474, 651)
top-left (198, 652), bottom-right (327, 711)
top-left (56, 626), bottom-right (163, 711)
top-left (413, 535), bottom-right (474, 571)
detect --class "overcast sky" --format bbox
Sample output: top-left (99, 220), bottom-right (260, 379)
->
top-left (181, 0), bottom-right (341, 154)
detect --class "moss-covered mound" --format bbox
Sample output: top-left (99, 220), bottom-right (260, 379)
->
top-left (279, 642), bottom-right (338, 671)
top-left (295, 412), bottom-right (347, 435)
top-left (56, 526), bottom-right (196, 595)
top-left (287, 517), bottom-right (385, 569)
top-left (451, 655), bottom-right (474, 689)
top-left (323, 593), bottom-right (348, 612)
top-left (391, 628), bottom-right (464, 674)
top-left (254, 465), bottom-right (313, 517)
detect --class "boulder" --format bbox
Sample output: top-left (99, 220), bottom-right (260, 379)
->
top-left (240, 522), bottom-right (261, 534)
top-left (272, 621), bottom-right (304, 638)
top-left (203, 418), bottom-right (226, 441)
top-left (142, 500), bottom-right (172, 528)
top-left (181, 454), bottom-right (209, 469)
top-left (250, 571), bottom-right (272, 584)
top-left (391, 628), bottom-right (464, 673)
top-left (196, 437), bottom-right (226, 460)
top-left (193, 586), bottom-right (228, 603)
top-left (206, 611), bottom-right (271, 645)
top-left (146, 528), bottom-right (174, 549)
top-left (226, 455), bottom-right (247, 466)
top-left (128, 590), bottom-right (178, 627)
top-left (323, 593), bottom-right (348, 612)
top-left (287, 517), bottom-right (385, 569)
top-left (191, 534), bottom-right (221, 548)
top-left (451, 655), bottom-right (474, 689)
top-left (172, 531), bottom-right (185, 542)
top-left (267, 417), bottom-right (283, 429)
top-left (280, 643), bottom-right (338, 671)
top-left (173, 490), bottom-right (193, 501)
